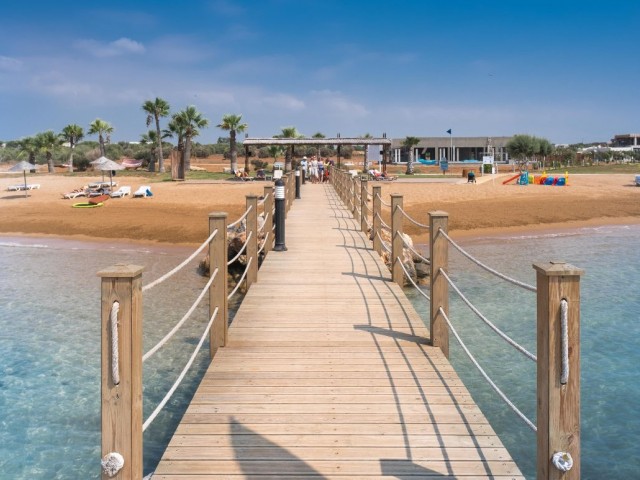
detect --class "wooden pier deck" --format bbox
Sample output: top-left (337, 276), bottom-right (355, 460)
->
top-left (153, 184), bottom-right (523, 478)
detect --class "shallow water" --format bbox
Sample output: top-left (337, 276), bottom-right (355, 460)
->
top-left (406, 224), bottom-right (640, 479)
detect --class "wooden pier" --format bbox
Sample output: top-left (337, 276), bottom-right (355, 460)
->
top-left (152, 183), bottom-right (523, 478)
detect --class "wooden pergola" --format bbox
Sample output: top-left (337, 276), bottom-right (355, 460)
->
top-left (242, 136), bottom-right (393, 172)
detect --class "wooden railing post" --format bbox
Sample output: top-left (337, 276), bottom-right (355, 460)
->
top-left (391, 194), bottom-right (403, 286)
top-left (352, 176), bottom-right (358, 218)
top-left (209, 213), bottom-right (228, 358)
top-left (429, 211), bottom-right (449, 358)
top-left (263, 186), bottom-right (274, 254)
top-left (98, 264), bottom-right (144, 480)
top-left (372, 186), bottom-right (382, 254)
top-left (360, 178), bottom-right (368, 233)
top-left (534, 262), bottom-right (583, 480)
top-left (246, 195), bottom-right (258, 287)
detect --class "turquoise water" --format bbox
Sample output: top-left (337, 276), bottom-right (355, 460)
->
top-left (406, 224), bottom-right (640, 479)
top-left (1, 225), bottom-right (638, 479)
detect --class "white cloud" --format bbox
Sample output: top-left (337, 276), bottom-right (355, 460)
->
top-left (209, 0), bottom-right (246, 16)
top-left (0, 55), bottom-right (23, 71)
top-left (74, 37), bottom-right (145, 57)
top-left (260, 93), bottom-right (305, 111)
top-left (310, 90), bottom-right (369, 116)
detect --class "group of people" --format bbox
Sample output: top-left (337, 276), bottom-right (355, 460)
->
top-left (300, 156), bottom-right (332, 184)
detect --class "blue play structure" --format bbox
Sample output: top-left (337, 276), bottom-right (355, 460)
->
top-left (418, 159), bottom-right (437, 165)
top-left (518, 171), bottom-right (529, 185)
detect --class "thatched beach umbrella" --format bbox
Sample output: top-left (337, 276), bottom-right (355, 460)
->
top-left (9, 160), bottom-right (37, 198)
top-left (92, 157), bottom-right (124, 188)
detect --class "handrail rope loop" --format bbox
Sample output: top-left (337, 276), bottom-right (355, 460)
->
top-left (439, 268), bottom-right (537, 362)
top-left (365, 218), bottom-right (373, 230)
top-left (376, 230), bottom-right (392, 253)
top-left (142, 268), bottom-right (218, 363)
top-left (376, 192), bottom-right (391, 207)
top-left (398, 259), bottom-right (430, 301)
top-left (227, 204), bottom-right (254, 229)
top-left (258, 231), bottom-right (270, 255)
top-left (560, 299), bottom-right (569, 384)
top-left (143, 306), bottom-right (219, 432)
top-left (439, 228), bottom-right (537, 292)
top-left (397, 205), bottom-right (430, 229)
top-left (110, 301), bottom-right (120, 385)
top-left (375, 211), bottom-right (391, 231)
top-left (400, 236), bottom-right (431, 264)
top-left (142, 229), bottom-right (218, 293)
top-left (438, 306), bottom-right (537, 432)
top-left (258, 193), bottom-right (270, 206)
top-left (227, 230), bottom-right (253, 266)
top-left (227, 256), bottom-right (253, 300)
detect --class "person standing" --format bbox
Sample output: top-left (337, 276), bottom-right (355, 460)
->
top-left (318, 157), bottom-right (325, 183)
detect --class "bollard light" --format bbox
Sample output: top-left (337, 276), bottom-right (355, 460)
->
top-left (295, 168), bottom-right (301, 199)
top-left (273, 178), bottom-right (287, 251)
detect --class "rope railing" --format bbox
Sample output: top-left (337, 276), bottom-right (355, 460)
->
top-left (375, 211), bottom-right (391, 231)
top-left (258, 193), bottom-right (270, 206)
top-left (376, 230), bottom-right (391, 253)
top-left (398, 258), bottom-right (430, 301)
top-left (109, 302), bottom-right (120, 386)
top-left (142, 268), bottom-right (218, 363)
top-left (142, 229), bottom-right (218, 293)
top-left (376, 192), bottom-right (391, 207)
top-left (228, 256), bottom-right (253, 300)
top-left (400, 235), bottom-right (430, 264)
top-left (438, 306), bottom-right (537, 432)
top-left (227, 230), bottom-right (253, 266)
top-left (258, 231), bottom-right (270, 255)
top-left (227, 204), bottom-right (253, 229)
top-left (143, 306), bottom-right (219, 432)
top-left (439, 228), bottom-right (537, 292)
top-left (397, 206), bottom-right (430, 229)
top-left (560, 299), bottom-right (569, 384)
top-left (439, 268), bottom-right (537, 362)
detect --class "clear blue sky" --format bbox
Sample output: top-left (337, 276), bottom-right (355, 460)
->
top-left (1, 0), bottom-right (638, 144)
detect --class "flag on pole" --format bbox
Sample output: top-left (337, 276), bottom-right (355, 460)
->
top-left (446, 129), bottom-right (452, 134)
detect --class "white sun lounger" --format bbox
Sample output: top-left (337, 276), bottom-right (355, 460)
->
top-left (7, 184), bottom-right (40, 191)
top-left (110, 186), bottom-right (131, 198)
top-left (88, 181), bottom-right (117, 189)
top-left (62, 188), bottom-right (88, 199)
top-left (133, 185), bottom-right (152, 198)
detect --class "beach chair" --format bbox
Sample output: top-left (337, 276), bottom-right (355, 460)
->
top-left (133, 185), bottom-right (152, 198)
top-left (62, 187), bottom-right (88, 199)
top-left (110, 186), bottom-right (131, 198)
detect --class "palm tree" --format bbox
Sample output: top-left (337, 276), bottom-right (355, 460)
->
top-left (60, 124), bottom-right (84, 173)
top-left (142, 97), bottom-right (171, 173)
top-left (88, 119), bottom-right (114, 156)
top-left (403, 136), bottom-right (420, 175)
top-left (164, 118), bottom-right (186, 178)
top-left (17, 136), bottom-right (39, 165)
top-left (35, 130), bottom-right (62, 173)
top-left (276, 126), bottom-right (300, 171)
top-left (217, 114), bottom-right (248, 174)
top-left (172, 106), bottom-right (209, 176)
top-left (361, 133), bottom-right (372, 173)
top-left (140, 129), bottom-right (170, 170)
top-left (267, 145), bottom-right (284, 163)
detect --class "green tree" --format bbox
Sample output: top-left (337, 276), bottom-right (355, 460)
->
top-left (142, 97), bottom-right (170, 172)
top-left (60, 124), bottom-right (84, 173)
top-left (402, 136), bottom-right (420, 174)
top-left (17, 136), bottom-right (39, 165)
top-left (140, 129), bottom-right (170, 170)
top-left (276, 126), bottom-right (300, 171)
top-left (172, 106), bottom-right (209, 176)
top-left (217, 114), bottom-right (248, 173)
top-left (88, 119), bottom-right (114, 157)
top-left (506, 134), bottom-right (539, 171)
top-left (35, 130), bottom-right (62, 173)
top-left (361, 133), bottom-right (372, 172)
top-left (267, 145), bottom-right (284, 163)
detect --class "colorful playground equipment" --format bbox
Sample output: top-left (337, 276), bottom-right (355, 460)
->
top-left (502, 171), bottom-right (568, 186)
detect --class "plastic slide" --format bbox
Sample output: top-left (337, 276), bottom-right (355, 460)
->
top-left (502, 173), bottom-right (521, 185)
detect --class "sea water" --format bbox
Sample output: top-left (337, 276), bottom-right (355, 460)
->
top-left (405, 224), bottom-right (640, 479)
top-left (1, 226), bottom-right (638, 479)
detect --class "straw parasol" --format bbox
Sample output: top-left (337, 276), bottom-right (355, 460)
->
top-left (9, 161), bottom-right (37, 198)
top-left (91, 156), bottom-right (124, 186)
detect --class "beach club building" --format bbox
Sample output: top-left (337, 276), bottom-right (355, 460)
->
top-left (390, 136), bottom-right (513, 164)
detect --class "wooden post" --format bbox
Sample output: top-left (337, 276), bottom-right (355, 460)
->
top-left (534, 262), bottom-right (583, 480)
top-left (352, 177), bottom-right (358, 219)
top-left (372, 186), bottom-right (382, 254)
top-left (360, 178), bottom-right (368, 233)
top-left (391, 194), bottom-right (403, 286)
top-left (263, 185), bottom-right (274, 254)
top-left (98, 264), bottom-right (144, 480)
top-left (246, 195), bottom-right (258, 287)
top-left (429, 211), bottom-right (449, 358)
top-left (209, 213), bottom-right (228, 358)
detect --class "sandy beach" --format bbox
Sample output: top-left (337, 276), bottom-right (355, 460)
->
top-left (1, 172), bottom-right (639, 246)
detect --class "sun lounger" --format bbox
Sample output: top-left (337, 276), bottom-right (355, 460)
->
top-left (88, 181), bottom-right (117, 189)
top-left (7, 184), bottom-right (40, 191)
top-left (62, 187), bottom-right (88, 199)
top-left (133, 185), bottom-right (153, 198)
top-left (110, 186), bottom-right (131, 198)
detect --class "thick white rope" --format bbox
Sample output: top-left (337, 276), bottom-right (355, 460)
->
top-left (560, 299), bottom-right (569, 384)
top-left (376, 230), bottom-right (392, 253)
top-left (227, 257), bottom-right (253, 300)
top-left (398, 259), bottom-right (431, 301)
top-left (400, 235), bottom-right (431, 264)
top-left (142, 268), bottom-right (218, 363)
top-left (227, 230), bottom-right (253, 266)
top-left (227, 204), bottom-right (253, 229)
top-left (376, 192), bottom-right (391, 207)
top-left (143, 229), bottom-right (218, 293)
top-left (439, 268), bottom-right (537, 362)
top-left (110, 302), bottom-right (120, 385)
top-left (258, 193), bottom-right (270, 206)
top-left (260, 212), bottom-right (270, 231)
top-left (258, 231), bottom-right (270, 255)
top-left (552, 452), bottom-right (573, 472)
top-left (397, 206), bottom-right (430, 229)
top-left (101, 452), bottom-right (124, 477)
top-left (439, 306), bottom-right (537, 432)
top-left (375, 211), bottom-right (391, 231)
top-left (143, 306), bottom-right (219, 432)
top-left (439, 228), bottom-right (537, 292)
